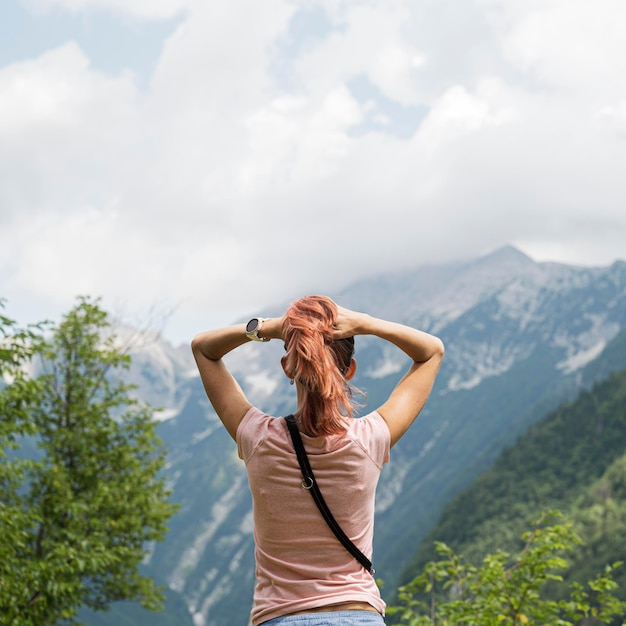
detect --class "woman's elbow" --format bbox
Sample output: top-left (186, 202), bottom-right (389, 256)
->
top-left (191, 334), bottom-right (207, 359)
top-left (190, 334), bottom-right (200, 353)
top-left (431, 336), bottom-right (445, 360)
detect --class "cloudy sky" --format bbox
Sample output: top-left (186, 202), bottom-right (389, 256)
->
top-left (2, 0), bottom-right (625, 345)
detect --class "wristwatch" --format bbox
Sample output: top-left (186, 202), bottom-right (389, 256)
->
top-left (245, 317), bottom-right (270, 342)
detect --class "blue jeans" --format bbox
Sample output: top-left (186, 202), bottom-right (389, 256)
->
top-left (260, 611), bottom-right (385, 626)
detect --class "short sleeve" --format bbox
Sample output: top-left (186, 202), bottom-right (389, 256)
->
top-left (236, 406), bottom-right (267, 461)
top-left (352, 411), bottom-right (391, 467)
top-left (370, 411), bottom-right (391, 465)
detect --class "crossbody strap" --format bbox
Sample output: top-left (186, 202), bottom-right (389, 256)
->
top-left (284, 415), bottom-right (374, 576)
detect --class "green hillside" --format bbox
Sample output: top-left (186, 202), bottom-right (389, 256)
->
top-left (398, 366), bottom-right (626, 599)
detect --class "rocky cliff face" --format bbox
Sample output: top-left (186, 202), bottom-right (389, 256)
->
top-left (120, 246), bottom-right (626, 626)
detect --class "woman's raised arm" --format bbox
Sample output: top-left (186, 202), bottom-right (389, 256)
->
top-left (191, 317), bottom-right (284, 440)
top-left (333, 307), bottom-right (444, 448)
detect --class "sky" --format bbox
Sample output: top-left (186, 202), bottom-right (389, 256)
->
top-left (1, 0), bottom-right (626, 346)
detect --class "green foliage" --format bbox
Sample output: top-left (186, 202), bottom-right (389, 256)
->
top-left (0, 298), bottom-right (179, 626)
top-left (391, 512), bottom-right (626, 625)
top-left (399, 368), bottom-right (626, 596)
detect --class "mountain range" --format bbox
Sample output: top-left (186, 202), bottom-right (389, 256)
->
top-left (80, 245), bottom-right (626, 626)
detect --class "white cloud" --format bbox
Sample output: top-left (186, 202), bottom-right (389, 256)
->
top-left (482, 0), bottom-right (626, 95)
top-left (594, 101), bottom-right (626, 136)
top-left (28, 0), bottom-right (187, 20)
top-left (239, 84), bottom-right (363, 192)
top-left (2, 0), bottom-right (626, 343)
top-left (292, 3), bottom-right (428, 106)
top-left (417, 79), bottom-right (519, 149)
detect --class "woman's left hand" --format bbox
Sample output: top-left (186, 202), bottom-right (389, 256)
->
top-left (333, 305), bottom-right (370, 339)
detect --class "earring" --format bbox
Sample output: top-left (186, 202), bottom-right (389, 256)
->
top-left (290, 378), bottom-right (295, 385)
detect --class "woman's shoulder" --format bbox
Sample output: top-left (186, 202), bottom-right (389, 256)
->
top-left (237, 406), bottom-right (277, 436)
top-left (236, 406), bottom-right (279, 460)
top-left (348, 410), bottom-right (391, 464)
top-left (351, 410), bottom-right (388, 431)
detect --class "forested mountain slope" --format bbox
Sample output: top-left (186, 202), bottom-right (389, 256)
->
top-left (399, 363), bottom-right (626, 600)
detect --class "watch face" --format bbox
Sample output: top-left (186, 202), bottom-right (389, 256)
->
top-left (246, 319), bottom-right (259, 333)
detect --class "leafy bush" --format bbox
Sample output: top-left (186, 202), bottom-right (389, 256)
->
top-left (391, 512), bottom-right (626, 625)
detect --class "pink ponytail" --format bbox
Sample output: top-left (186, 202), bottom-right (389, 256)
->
top-left (282, 296), bottom-right (360, 436)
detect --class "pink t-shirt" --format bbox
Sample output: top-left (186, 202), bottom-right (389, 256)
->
top-left (237, 406), bottom-right (390, 625)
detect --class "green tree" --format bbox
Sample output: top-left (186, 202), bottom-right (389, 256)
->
top-left (0, 298), bottom-right (178, 626)
top-left (391, 512), bottom-right (626, 625)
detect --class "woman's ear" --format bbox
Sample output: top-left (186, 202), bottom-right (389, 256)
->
top-left (280, 355), bottom-right (291, 380)
top-left (344, 358), bottom-right (357, 381)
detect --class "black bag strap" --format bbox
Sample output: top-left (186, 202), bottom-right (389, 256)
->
top-left (284, 415), bottom-right (374, 576)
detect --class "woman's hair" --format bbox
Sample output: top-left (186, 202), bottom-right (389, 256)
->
top-left (282, 295), bottom-right (360, 436)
